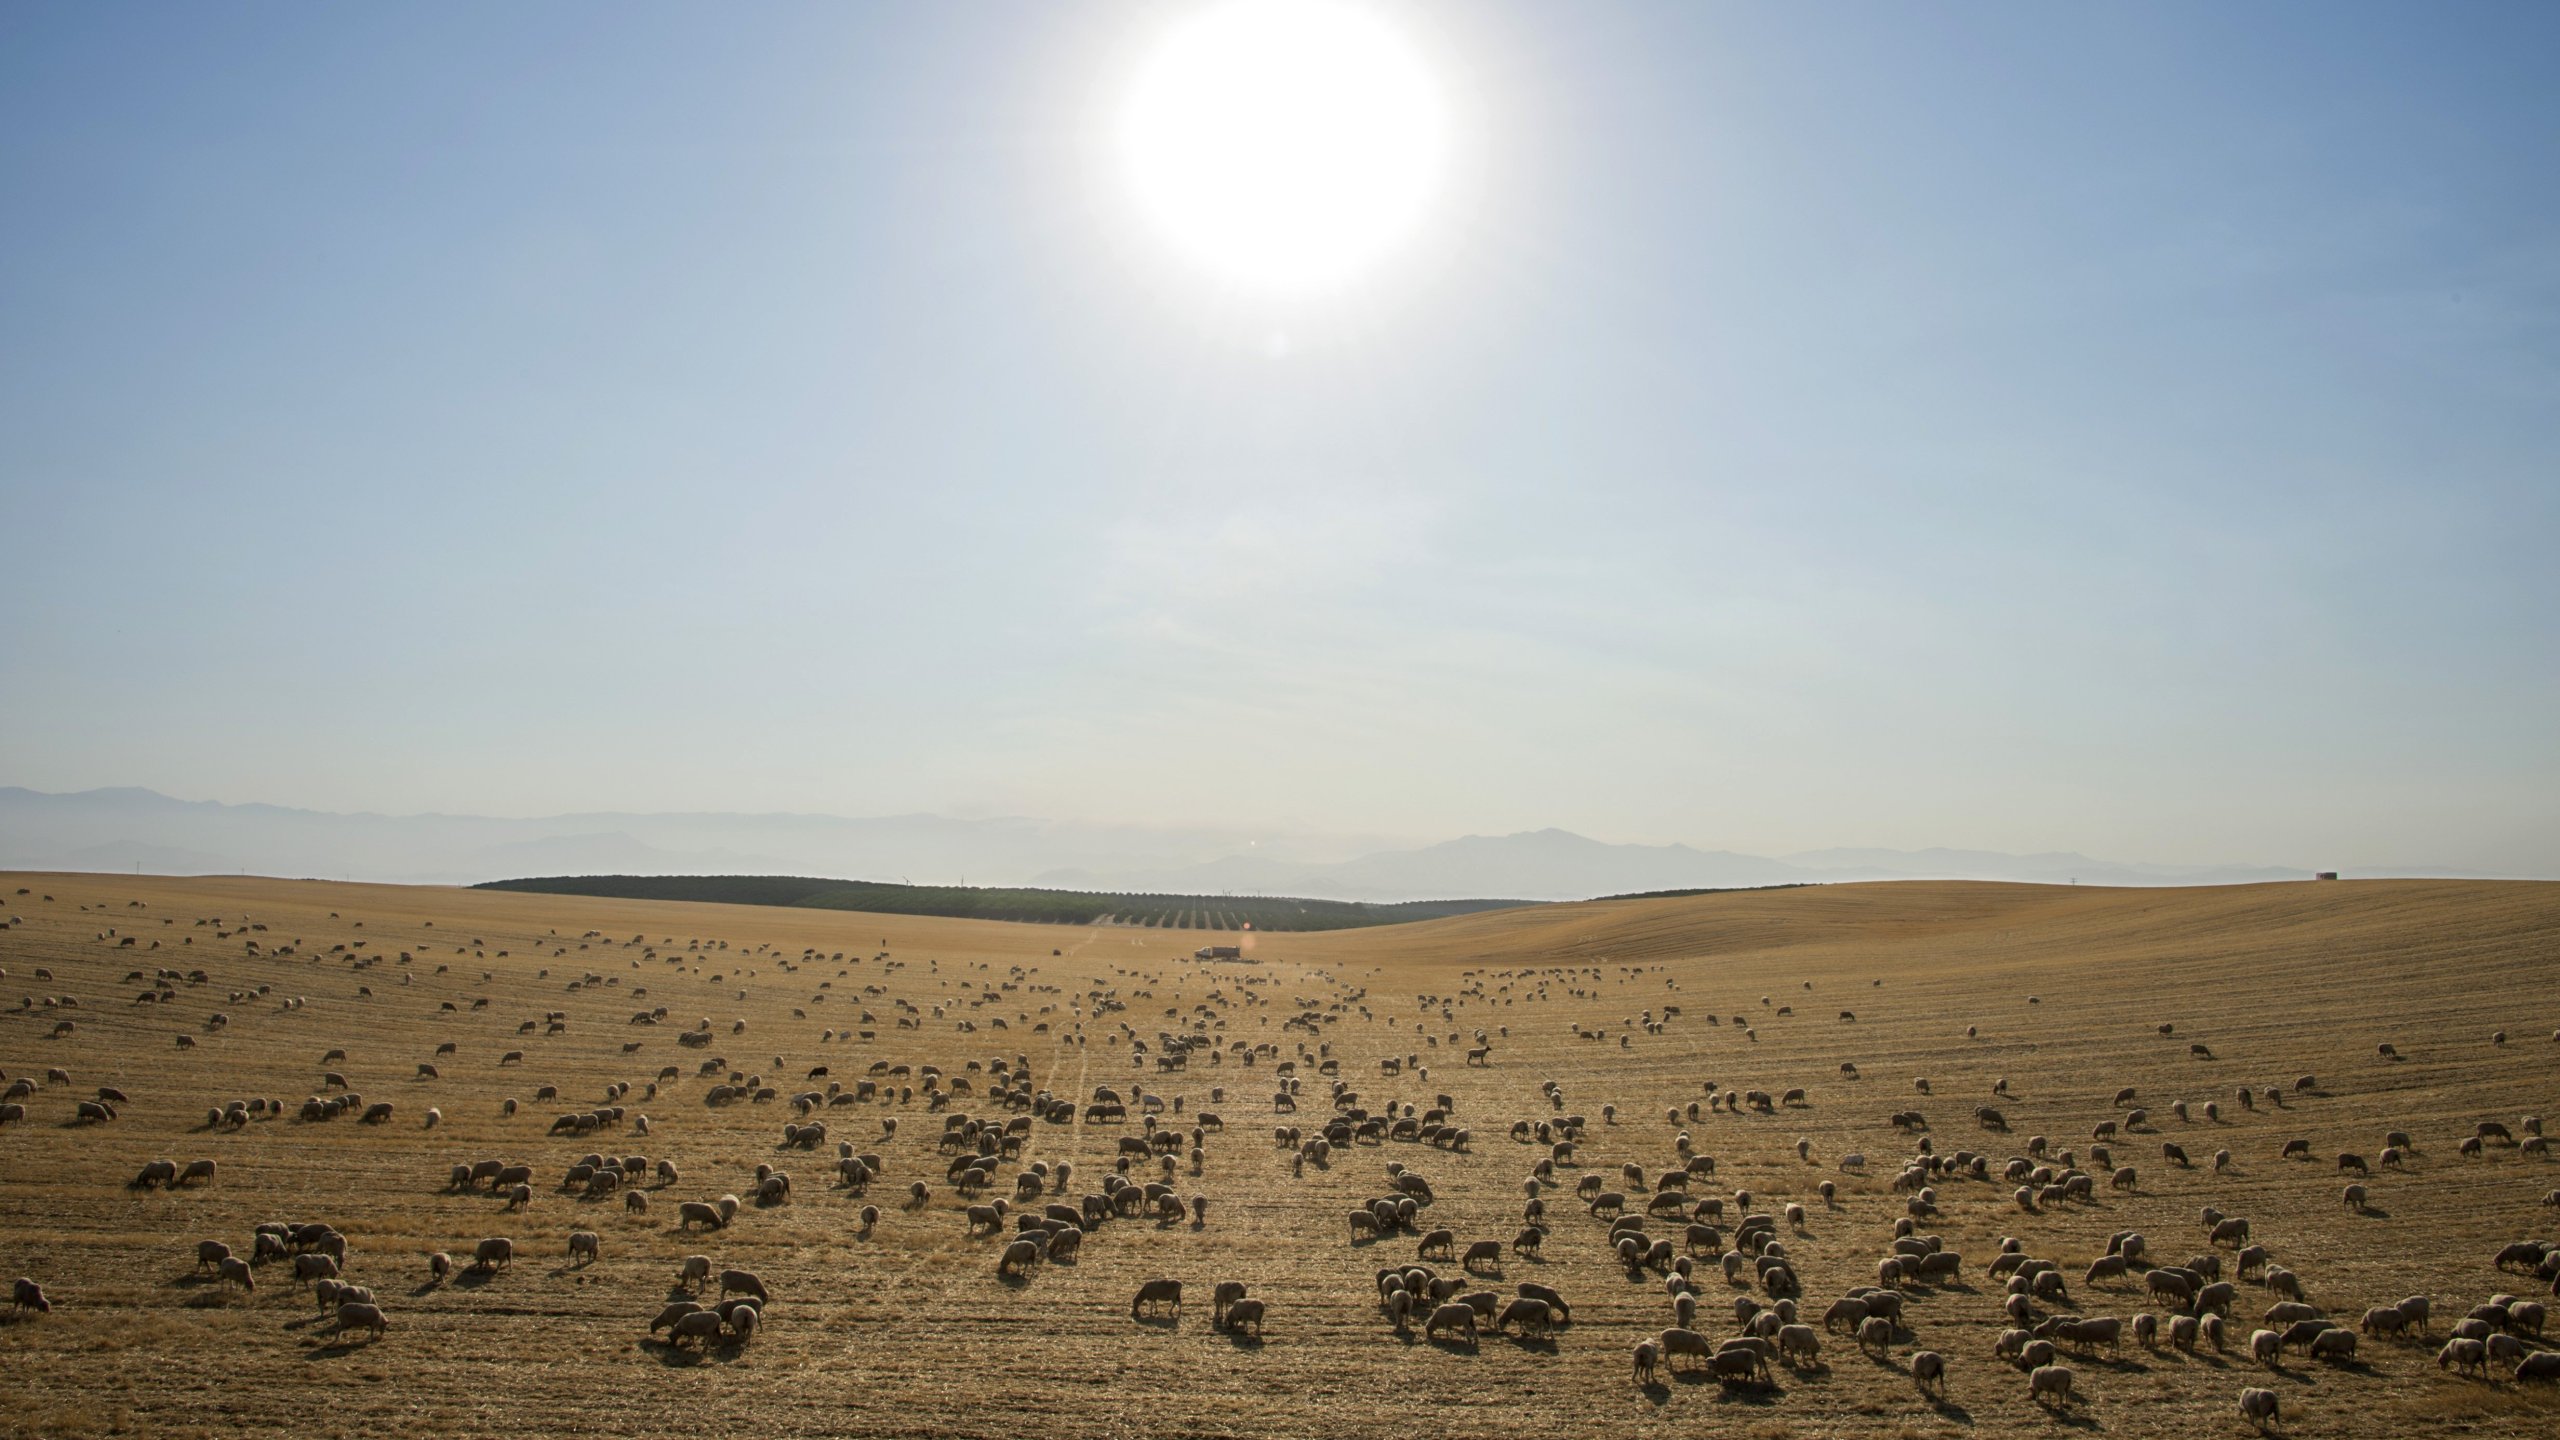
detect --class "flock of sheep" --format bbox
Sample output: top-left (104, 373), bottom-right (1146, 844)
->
top-left (2, 877), bottom-right (2557, 1439)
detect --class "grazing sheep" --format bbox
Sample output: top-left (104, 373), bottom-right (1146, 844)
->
top-left (998, 1238), bottom-right (1041, 1278)
top-left (1777, 1322), bottom-right (1820, 1365)
top-left (196, 1240), bottom-right (233, 1273)
top-left (2251, 1329), bottom-right (2282, 1366)
top-left (2517, 1351), bottom-right (2560, 1382)
top-left (718, 1269), bottom-right (770, 1304)
top-left (1425, 1303), bottom-right (1478, 1348)
top-left (2239, 1386), bottom-right (2280, 1433)
top-left (1634, 1339), bottom-right (1660, 1384)
top-left (649, 1301), bottom-right (702, 1334)
top-left (428, 1252), bottom-right (451, 1282)
top-left (177, 1159), bottom-right (216, 1186)
top-left (1518, 1281), bottom-right (1570, 1324)
top-left (2437, 1337), bottom-right (2488, 1375)
top-left (1131, 1277), bottom-right (1182, 1321)
top-left (472, 1236), bottom-right (514, 1272)
top-left (1710, 1348), bottom-right (1771, 1386)
top-left (670, 1310), bottom-right (727, 1349)
top-left (1857, 1314), bottom-right (1893, 1356)
top-left (1911, 1348), bottom-right (1946, 1397)
top-left (1211, 1281), bottom-right (1248, 1325)
top-left (1657, 1327), bottom-right (1713, 1372)
top-left (1223, 1297), bottom-right (1266, 1337)
top-left (567, 1231), bottom-right (599, 1264)
top-left (2309, 1328), bottom-right (2356, 1363)
top-left (335, 1301), bottom-right (388, 1340)
top-left (2029, 1364), bottom-right (2077, 1406)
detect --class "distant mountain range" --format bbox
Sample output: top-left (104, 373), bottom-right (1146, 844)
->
top-left (0, 785), bottom-right (2478, 901)
top-left (1030, 827), bottom-right (2323, 898)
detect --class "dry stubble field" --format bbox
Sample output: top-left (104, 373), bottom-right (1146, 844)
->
top-left (1, 872), bottom-right (2556, 1440)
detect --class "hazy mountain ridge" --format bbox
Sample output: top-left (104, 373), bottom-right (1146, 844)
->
top-left (0, 785), bottom-right (2437, 899)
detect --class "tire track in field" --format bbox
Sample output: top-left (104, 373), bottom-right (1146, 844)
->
top-left (806, 1008), bottom-right (1098, 1372)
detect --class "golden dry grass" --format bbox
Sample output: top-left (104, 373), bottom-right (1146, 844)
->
top-left (2, 871), bottom-right (2556, 1440)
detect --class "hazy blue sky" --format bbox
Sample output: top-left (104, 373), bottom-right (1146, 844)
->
top-left (3, 2), bottom-right (2554, 873)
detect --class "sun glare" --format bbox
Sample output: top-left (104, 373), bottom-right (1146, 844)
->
top-left (1119, 0), bottom-right (1447, 293)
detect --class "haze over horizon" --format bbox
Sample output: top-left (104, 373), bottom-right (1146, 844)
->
top-left (4, 3), bottom-right (2555, 877)
top-left (0, 783), bottom-right (2525, 898)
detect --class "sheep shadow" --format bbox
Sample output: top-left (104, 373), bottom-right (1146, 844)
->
top-left (639, 1339), bottom-right (715, 1367)
top-left (1219, 1327), bottom-right (1265, 1351)
top-left (1503, 1333), bottom-right (1559, 1355)
top-left (1664, 1364), bottom-right (1715, 1387)
top-left (1923, 1396), bottom-right (1975, 1424)
top-left (2263, 1364), bottom-right (2315, 1387)
top-left (2351, 1205), bottom-right (2394, 1220)
top-left (2036, 1403), bottom-right (2101, 1430)
top-left (1636, 1379), bottom-right (1672, 1407)
top-left (406, 1281), bottom-right (444, 1299)
top-left (299, 1335), bottom-right (379, 1360)
top-left (1707, 1380), bottom-right (1784, 1406)
top-left (1132, 1312), bottom-right (1179, 1332)
top-left (450, 1267), bottom-right (501, 1291)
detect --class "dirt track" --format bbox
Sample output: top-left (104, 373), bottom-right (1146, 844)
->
top-left (2, 872), bottom-right (2556, 1439)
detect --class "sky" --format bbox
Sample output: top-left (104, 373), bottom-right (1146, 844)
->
top-left (1, 2), bottom-right (2554, 875)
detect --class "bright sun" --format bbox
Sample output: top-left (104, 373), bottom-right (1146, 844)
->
top-left (1120, 0), bottom-right (1446, 294)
